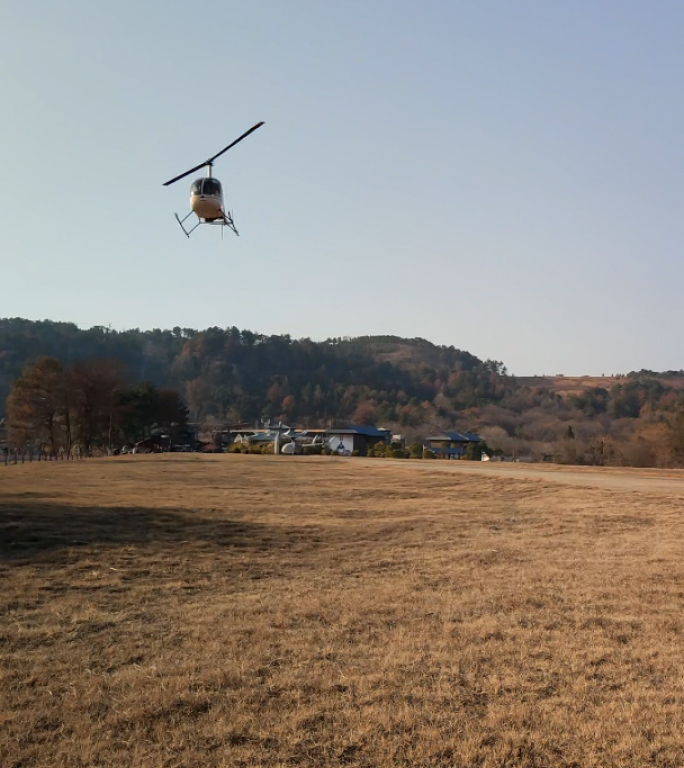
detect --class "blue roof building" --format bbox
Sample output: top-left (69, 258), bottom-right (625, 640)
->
top-left (325, 425), bottom-right (391, 455)
top-left (423, 431), bottom-right (482, 459)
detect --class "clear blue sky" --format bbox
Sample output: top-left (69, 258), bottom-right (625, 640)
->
top-left (2, 0), bottom-right (682, 375)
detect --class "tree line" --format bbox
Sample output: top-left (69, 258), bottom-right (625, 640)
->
top-left (6, 357), bottom-right (188, 454)
top-left (0, 319), bottom-right (511, 429)
top-left (2, 318), bottom-right (684, 467)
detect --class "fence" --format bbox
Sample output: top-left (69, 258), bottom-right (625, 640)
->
top-left (2, 449), bottom-right (86, 466)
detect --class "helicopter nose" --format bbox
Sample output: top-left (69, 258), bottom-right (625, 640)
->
top-left (191, 195), bottom-right (222, 219)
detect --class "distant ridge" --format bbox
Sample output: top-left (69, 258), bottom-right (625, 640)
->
top-left (1, 318), bottom-right (683, 468)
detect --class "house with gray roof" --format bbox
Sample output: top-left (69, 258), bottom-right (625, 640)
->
top-left (423, 431), bottom-right (482, 459)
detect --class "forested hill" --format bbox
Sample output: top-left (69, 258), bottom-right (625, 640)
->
top-left (3, 318), bottom-right (684, 466)
top-left (0, 319), bottom-right (510, 427)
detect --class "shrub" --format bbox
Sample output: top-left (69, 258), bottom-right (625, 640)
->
top-left (408, 442), bottom-right (423, 459)
top-left (422, 449), bottom-right (435, 459)
top-left (465, 442), bottom-right (484, 461)
top-left (247, 444), bottom-right (272, 454)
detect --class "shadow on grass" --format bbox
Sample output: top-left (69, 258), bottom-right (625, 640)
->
top-left (0, 500), bottom-right (280, 563)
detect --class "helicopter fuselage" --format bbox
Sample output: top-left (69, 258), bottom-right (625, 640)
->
top-left (163, 120), bottom-right (263, 237)
top-left (190, 177), bottom-right (224, 221)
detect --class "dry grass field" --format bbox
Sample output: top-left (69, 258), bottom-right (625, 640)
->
top-left (516, 374), bottom-right (684, 396)
top-left (2, 455), bottom-right (684, 767)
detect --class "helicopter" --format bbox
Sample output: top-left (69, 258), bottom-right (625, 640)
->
top-left (163, 121), bottom-right (264, 238)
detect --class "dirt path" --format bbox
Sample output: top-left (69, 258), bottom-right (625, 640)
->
top-left (372, 458), bottom-right (684, 496)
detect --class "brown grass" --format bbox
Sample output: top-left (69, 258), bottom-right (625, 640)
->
top-left (2, 454), bottom-right (684, 767)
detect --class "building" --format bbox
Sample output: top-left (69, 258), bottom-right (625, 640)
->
top-left (326, 425), bottom-right (391, 456)
top-left (423, 431), bottom-right (482, 459)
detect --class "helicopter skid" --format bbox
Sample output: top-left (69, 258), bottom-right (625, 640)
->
top-left (173, 210), bottom-right (239, 238)
top-left (221, 211), bottom-right (238, 236)
top-left (174, 211), bottom-right (201, 238)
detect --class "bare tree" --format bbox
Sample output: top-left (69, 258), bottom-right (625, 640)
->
top-left (70, 359), bottom-right (126, 453)
top-left (6, 357), bottom-right (69, 453)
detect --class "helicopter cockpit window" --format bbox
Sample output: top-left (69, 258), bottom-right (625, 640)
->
top-left (201, 179), bottom-right (222, 196)
top-left (190, 180), bottom-right (202, 195)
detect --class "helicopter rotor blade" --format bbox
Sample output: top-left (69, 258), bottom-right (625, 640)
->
top-left (207, 121), bottom-right (265, 165)
top-left (163, 161), bottom-right (211, 187)
top-left (162, 121), bottom-right (264, 187)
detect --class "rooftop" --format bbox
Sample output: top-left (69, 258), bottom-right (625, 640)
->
top-left (424, 432), bottom-right (482, 443)
top-left (326, 425), bottom-right (391, 438)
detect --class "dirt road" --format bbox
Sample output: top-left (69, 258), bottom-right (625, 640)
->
top-left (374, 457), bottom-right (684, 496)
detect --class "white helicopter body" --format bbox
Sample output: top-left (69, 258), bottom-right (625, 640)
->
top-left (163, 122), bottom-right (264, 238)
top-left (189, 177), bottom-right (224, 221)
